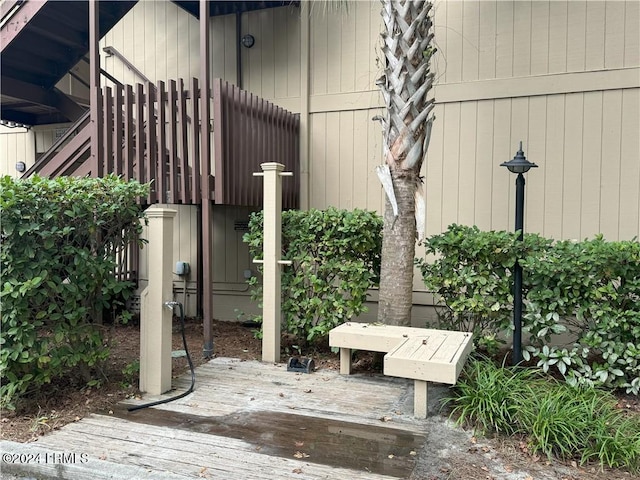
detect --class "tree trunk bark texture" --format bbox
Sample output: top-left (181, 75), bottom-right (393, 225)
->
top-left (376, 0), bottom-right (435, 326)
top-left (378, 170), bottom-right (417, 326)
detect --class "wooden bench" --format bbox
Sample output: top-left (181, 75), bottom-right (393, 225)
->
top-left (329, 322), bottom-right (473, 418)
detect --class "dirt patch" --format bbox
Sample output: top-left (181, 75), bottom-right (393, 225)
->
top-left (1, 320), bottom-right (637, 480)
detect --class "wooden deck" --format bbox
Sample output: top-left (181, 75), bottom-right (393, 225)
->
top-left (4, 358), bottom-right (431, 479)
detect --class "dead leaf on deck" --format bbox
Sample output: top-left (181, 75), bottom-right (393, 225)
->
top-left (295, 441), bottom-right (304, 447)
top-left (292, 468), bottom-right (303, 474)
top-left (470, 436), bottom-right (477, 444)
top-left (379, 416), bottom-right (392, 422)
top-left (293, 451), bottom-right (310, 459)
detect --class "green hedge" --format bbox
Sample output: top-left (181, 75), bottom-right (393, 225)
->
top-left (0, 175), bottom-right (148, 408)
top-left (243, 207), bottom-right (382, 344)
top-left (416, 224), bottom-right (640, 394)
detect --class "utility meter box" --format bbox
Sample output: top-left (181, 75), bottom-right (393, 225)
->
top-left (175, 261), bottom-right (190, 276)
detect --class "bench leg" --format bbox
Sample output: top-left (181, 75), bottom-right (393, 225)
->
top-left (339, 348), bottom-right (352, 375)
top-left (414, 380), bottom-right (428, 418)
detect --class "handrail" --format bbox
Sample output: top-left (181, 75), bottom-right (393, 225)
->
top-left (0, 0), bottom-right (25, 28)
top-left (103, 46), bottom-right (150, 84)
top-left (22, 110), bottom-right (90, 178)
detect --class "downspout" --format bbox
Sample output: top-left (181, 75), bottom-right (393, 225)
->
top-left (236, 13), bottom-right (242, 88)
top-left (299, 2), bottom-right (310, 210)
top-left (200, 0), bottom-right (214, 358)
top-left (89, 0), bottom-right (102, 177)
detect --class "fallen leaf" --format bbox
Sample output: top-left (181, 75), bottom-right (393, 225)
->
top-left (571, 460), bottom-right (577, 468)
top-left (99, 454), bottom-right (107, 460)
top-left (279, 393), bottom-right (285, 397)
top-left (388, 454), bottom-right (394, 459)
top-left (293, 451), bottom-right (310, 459)
top-left (379, 416), bottom-right (392, 422)
top-left (409, 451), bottom-right (417, 456)
top-left (292, 468), bottom-right (303, 474)
top-left (295, 441), bottom-right (304, 447)
top-left (470, 436), bottom-right (477, 444)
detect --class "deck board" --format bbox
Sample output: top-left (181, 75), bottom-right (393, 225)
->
top-left (20, 357), bottom-right (428, 480)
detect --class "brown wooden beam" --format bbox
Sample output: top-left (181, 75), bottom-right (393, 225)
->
top-left (0, 0), bottom-right (47, 50)
top-left (89, 0), bottom-right (102, 177)
top-left (1, 77), bottom-right (86, 122)
top-left (200, 0), bottom-right (213, 358)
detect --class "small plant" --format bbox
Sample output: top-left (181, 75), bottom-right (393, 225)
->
top-left (121, 360), bottom-right (140, 387)
top-left (444, 357), bottom-right (545, 435)
top-left (446, 358), bottom-right (640, 473)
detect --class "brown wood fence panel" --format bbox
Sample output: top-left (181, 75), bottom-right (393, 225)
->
top-left (28, 77), bottom-right (298, 209)
top-left (95, 79), bottom-right (203, 206)
top-left (212, 79), bottom-right (300, 208)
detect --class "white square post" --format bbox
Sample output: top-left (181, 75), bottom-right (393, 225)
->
top-left (140, 206), bottom-right (177, 394)
top-left (254, 162), bottom-right (292, 363)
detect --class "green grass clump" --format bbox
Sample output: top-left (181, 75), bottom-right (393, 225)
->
top-left (445, 358), bottom-right (640, 473)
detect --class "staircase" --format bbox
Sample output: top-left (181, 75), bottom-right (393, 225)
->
top-left (1, 0), bottom-right (137, 125)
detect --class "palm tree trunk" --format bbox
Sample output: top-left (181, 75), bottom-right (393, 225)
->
top-left (376, 0), bottom-right (435, 326)
top-left (378, 170), bottom-right (417, 325)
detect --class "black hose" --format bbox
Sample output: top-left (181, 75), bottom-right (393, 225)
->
top-left (128, 302), bottom-right (196, 412)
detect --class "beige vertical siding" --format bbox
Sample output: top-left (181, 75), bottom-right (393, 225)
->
top-left (242, 6), bottom-right (300, 100)
top-left (308, 108), bottom-right (384, 212)
top-left (100, 1), bottom-right (237, 85)
top-left (425, 88), bottom-right (640, 241)
top-left (435, 0), bottom-right (639, 81)
top-left (427, 0), bottom-right (640, 241)
top-left (0, 127), bottom-right (35, 177)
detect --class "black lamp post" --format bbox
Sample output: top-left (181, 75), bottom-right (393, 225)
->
top-left (500, 142), bottom-right (537, 365)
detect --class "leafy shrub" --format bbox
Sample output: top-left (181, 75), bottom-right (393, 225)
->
top-left (416, 225), bottom-right (551, 353)
top-left (0, 175), bottom-right (148, 409)
top-left (243, 207), bottom-right (382, 344)
top-left (417, 224), bottom-right (640, 393)
top-left (447, 359), bottom-right (640, 472)
top-left (521, 237), bottom-right (640, 393)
